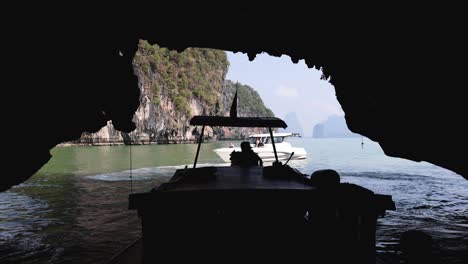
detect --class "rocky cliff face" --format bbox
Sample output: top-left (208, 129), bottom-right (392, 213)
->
top-left (74, 42), bottom-right (274, 145)
top-left (281, 112), bottom-right (304, 136)
top-left (213, 80), bottom-right (275, 139)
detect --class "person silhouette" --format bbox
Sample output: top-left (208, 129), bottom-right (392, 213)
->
top-left (230, 141), bottom-right (263, 166)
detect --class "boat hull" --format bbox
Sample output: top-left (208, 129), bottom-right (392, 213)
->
top-left (128, 166), bottom-right (394, 264)
top-left (214, 145), bottom-right (307, 163)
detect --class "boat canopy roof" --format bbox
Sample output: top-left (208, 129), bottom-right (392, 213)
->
top-left (249, 133), bottom-right (292, 138)
top-left (190, 116), bottom-right (287, 128)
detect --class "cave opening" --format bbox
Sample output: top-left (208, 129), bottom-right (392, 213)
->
top-left (1, 39), bottom-right (467, 263)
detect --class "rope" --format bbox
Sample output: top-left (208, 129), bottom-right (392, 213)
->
top-left (129, 141), bottom-right (133, 193)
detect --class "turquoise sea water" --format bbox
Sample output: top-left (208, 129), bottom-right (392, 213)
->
top-left (1, 138), bottom-right (467, 263)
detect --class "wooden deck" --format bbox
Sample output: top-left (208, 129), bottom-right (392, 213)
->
top-left (162, 166), bottom-right (314, 191)
top-left (129, 165), bottom-right (318, 213)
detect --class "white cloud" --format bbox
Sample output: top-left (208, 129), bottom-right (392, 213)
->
top-left (274, 85), bottom-right (299, 98)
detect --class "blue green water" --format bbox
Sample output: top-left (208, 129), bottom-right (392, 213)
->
top-left (1, 138), bottom-right (467, 263)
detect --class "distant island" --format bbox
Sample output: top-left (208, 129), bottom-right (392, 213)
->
top-left (281, 112), bottom-right (304, 136)
top-left (65, 41), bottom-right (274, 146)
top-left (312, 115), bottom-right (360, 138)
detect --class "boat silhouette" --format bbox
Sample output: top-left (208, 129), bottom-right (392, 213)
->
top-left (107, 90), bottom-right (395, 263)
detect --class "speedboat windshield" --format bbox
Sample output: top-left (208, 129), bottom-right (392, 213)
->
top-left (248, 137), bottom-right (258, 144)
top-left (249, 136), bottom-right (284, 145)
top-left (270, 137), bottom-right (284, 143)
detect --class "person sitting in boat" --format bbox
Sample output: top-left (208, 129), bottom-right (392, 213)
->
top-left (228, 142), bottom-right (235, 148)
top-left (255, 138), bottom-right (260, 147)
top-left (257, 139), bottom-right (264, 147)
top-left (230, 141), bottom-right (263, 167)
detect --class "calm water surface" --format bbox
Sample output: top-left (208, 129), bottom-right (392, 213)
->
top-left (1, 138), bottom-right (467, 263)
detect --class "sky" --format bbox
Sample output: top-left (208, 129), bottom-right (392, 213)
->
top-left (225, 51), bottom-right (344, 136)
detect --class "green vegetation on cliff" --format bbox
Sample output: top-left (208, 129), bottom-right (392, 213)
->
top-left (134, 40), bottom-right (229, 115)
top-left (214, 80), bottom-right (275, 139)
top-left (223, 80), bottom-right (274, 117)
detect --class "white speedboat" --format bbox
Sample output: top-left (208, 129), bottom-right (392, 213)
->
top-left (214, 133), bottom-right (307, 163)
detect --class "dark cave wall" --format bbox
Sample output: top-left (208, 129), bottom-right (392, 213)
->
top-left (3, 6), bottom-right (467, 191)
